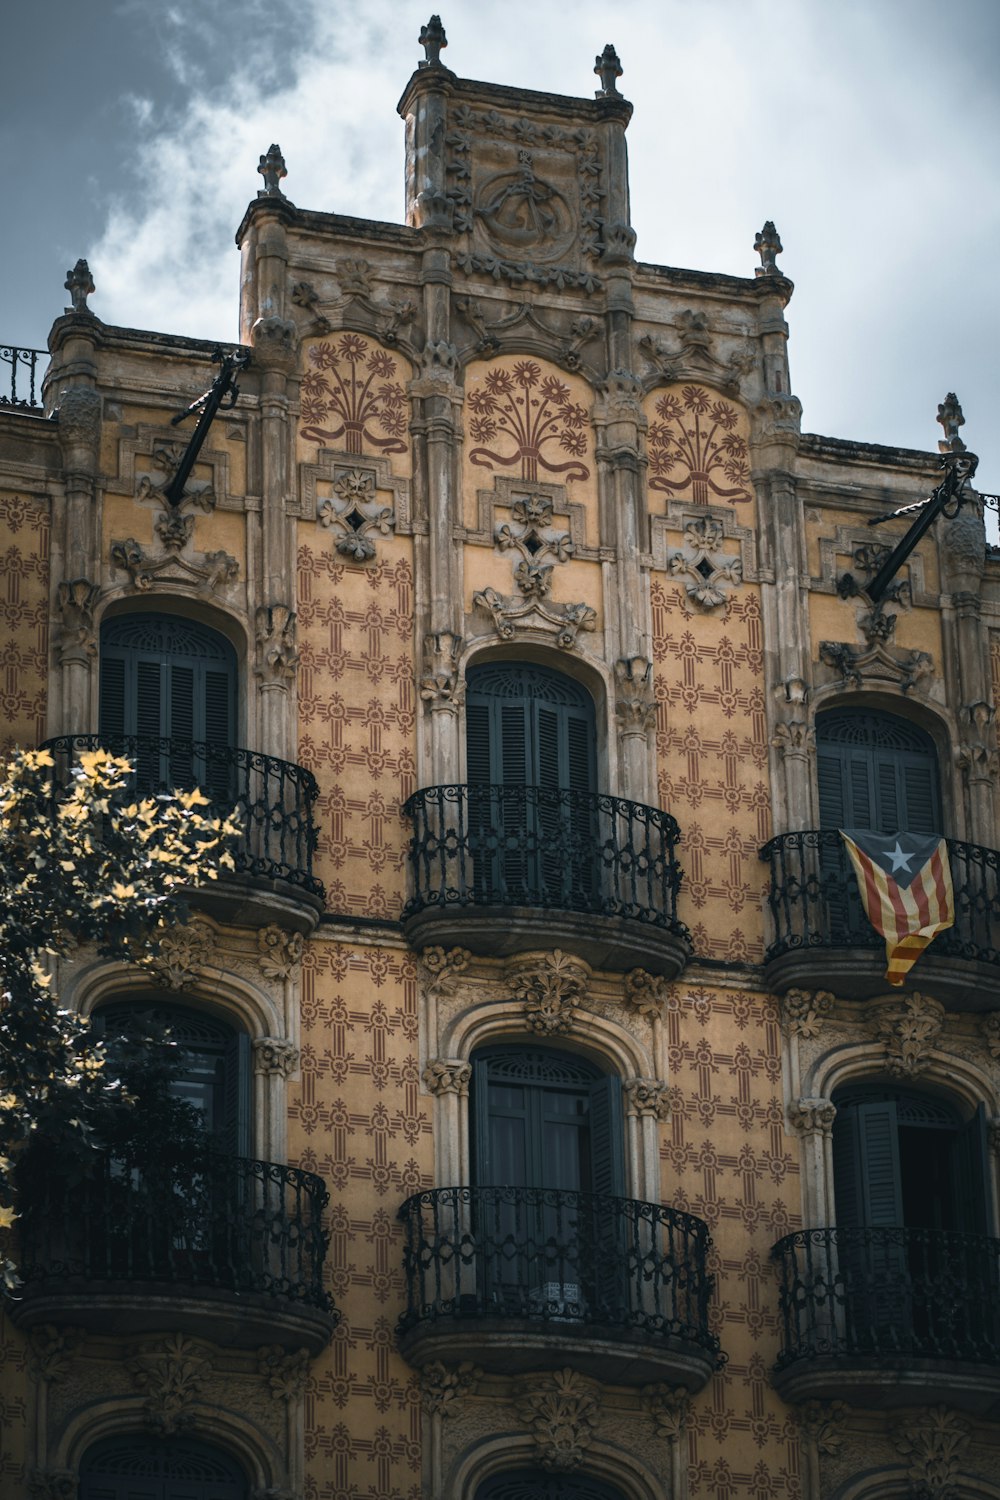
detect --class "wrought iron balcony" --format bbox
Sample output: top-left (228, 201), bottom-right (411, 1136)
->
top-left (402, 783), bottom-right (690, 975)
top-left (11, 1148), bottom-right (338, 1353)
top-left (771, 1227), bottom-right (1000, 1414)
top-left (760, 830), bottom-right (1000, 1008)
top-left (1, 343), bottom-right (46, 410)
top-left (43, 734), bottom-right (325, 929)
top-left (397, 1185), bottom-right (721, 1386)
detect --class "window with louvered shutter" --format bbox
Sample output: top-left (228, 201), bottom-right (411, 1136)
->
top-left (476, 1471), bottom-right (627, 1500)
top-left (79, 1435), bottom-right (248, 1500)
top-left (816, 709), bottom-right (941, 834)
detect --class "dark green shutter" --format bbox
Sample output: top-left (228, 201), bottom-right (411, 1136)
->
top-left (832, 1107), bottom-right (862, 1228)
top-left (856, 1100), bottom-right (903, 1226)
top-left (471, 1055), bottom-right (492, 1186)
top-left (587, 1075), bottom-right (625, 1198)
top-left (817, 712), bottom-right (940, 834)
top-left (221, 1031), bottom-right (251, 1156)
top-left (952, 1103), bottom-right (992, 1235)
top-left (100, 657), bottom-right (126, 738)
top-left (466, 702), bottom-right (492, 783)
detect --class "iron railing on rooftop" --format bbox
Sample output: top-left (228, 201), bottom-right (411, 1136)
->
top-left (0, 345), bottom-right (46, 410)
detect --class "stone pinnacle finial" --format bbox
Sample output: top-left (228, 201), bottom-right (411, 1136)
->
top-left (419, 15), bottom-right (447, 67)
top-left (754, 221), bottom-right (783, 277)
top-left (937, 392), bottom-right (967, 454)
top-left (64, 258), bottom-right (95, 314)
top-left (594, 44), bottom-right (623, 96)
top-left (257, 144), bottom-right (288, 198)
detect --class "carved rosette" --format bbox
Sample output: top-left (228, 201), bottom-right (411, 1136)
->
top-left (419, 1360), bottom-right (483, 1415)
top-left (423, 1059), bottom-right (472, 1097)
top-left (127, 1333), bottom-right (213, 1434)
top-left (623, 1078), bottom-right (672, 1121)
top-left (778, 988), bottom-right (835, 1038)
top-left (870, 993), bottom-right (944, 1078)
top-left (640, 1382), bottom-right (689, 1443)
top-left (257, 923), bottom-right (305, 980)
top-left (891, 1405), bottom-right (971, 1500)
top-left (623, 968), bottom-right (672, 1019)
top-left (148, 918), bottom-right (214, 989)
top-left (253, 1037), bottom-right (299, 1078)
top-left (419, 945), bottom-right (471, 995)
top-left (614, 656), bottom-right (656, 735)
top-left (788, 1097), bottom-right (837, 1138)
top-left (256, 1345), bottom-right (310, 1401)
top-left (515, 1367), bottom-right (600, 1471)
top-left (509, 950), bottom-right (590, 1036)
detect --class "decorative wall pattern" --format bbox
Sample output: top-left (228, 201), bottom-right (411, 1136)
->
top-left (299, 335), bottom-right (409, 464)
top-left (0, 493), bottom-right (49, 750)
top-left (651, 580), bottom-right (770, 961)
top-left (290, 939), bottom-right (429, 1500)
top-left (297, 539), bottom-right (416, 917)
top-left (467, 359), bottom-right (592, 484)
top-left (644, 385), bottom-right (753, 506)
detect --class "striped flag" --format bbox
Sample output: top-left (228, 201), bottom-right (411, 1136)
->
top-left (840, 830), bottom-right (955, 986)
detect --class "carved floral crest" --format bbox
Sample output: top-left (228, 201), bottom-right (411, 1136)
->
top-left (515, 1367), bottom-right (600, 1470)
top-left (508, 949), bottom-right (590, 1035)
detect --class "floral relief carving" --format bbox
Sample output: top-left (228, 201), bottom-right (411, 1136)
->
top-left (127, 1333), bottom-right (212, 1434)
top-left (494, 494), bottom-right (574, 565)
top-left (257, 1344), bottom-right (310, 1401)
top-left (253, 1037), bottom-right (299, 1078)
top-left (641, 1382), bottom-right (689, 1443)
top-left (110, 538), bottom-right (238, 595)
top-left (795, 1400), bottom-right (849, 1456)
top-left (420, 631), bottom-right (464, 708)
top-left (317, 466), bottom-right (395, 562)
top-left (419, 945), bottom-right (471, 996)
top-left (509, 950), bottom-right (590, 1035)
top-left (256, 604), bottom-right (300, 682)
top-left (27, 1324), bottom-right (83, 1383)
top-left (647, 385), bottom-right (752, 505)
top-left (257, 923), bottom-right (304, 980)
top-left (819, 637), bottom-right (933, 695)
top-left (515, 1367), bottom-right (600, 1471)
top-left (788, 1098), bottom-right (837, 1138)
top-left (623, 1078), bottom-right (672, 1120)
top-left (28, 1472), bottom-right (77, 1500)
top-left (668, 517), bottom-right (743, 610)
top-left (149, 918), bottom-right (214, 989)
top-left (419, 1360), bottom-right (483, 1415)
top-left (136, 441), bottom-right (217, 553)
top-left (871, 993), bottom-right (944, 1078)
top-left (778, 988), bottom-right (835, 1038)
top-left (614, 656), bottom-right (656, 734)
top-left (299, 335), bottom-right (407, 454)
top-left (624, 968), bottom-right (673, 1018)
top-left (467, 362), bottom-right (590, 483)
top-left (473, 584), bottom-right (597, 651)
top-left (891, 1406), bottom-right (971, 1500)
top-left (423, 1059), bottom-right (472, 1097)
top-left (54, 578), bottom-right (99, 663)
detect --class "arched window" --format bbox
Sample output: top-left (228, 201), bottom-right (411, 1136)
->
top-left (476, 1473), bottom-right (627, 1500)
top-left (100, 613), bottom-right (237, 795)
top-left (79, 1434), bottom-right (248, 1500)
top-left (816, 709), bottom-right (941, 834)
top-left (466, 663), bottom-right (597, 906)
top-left (96, 999), bottom-right (251, 1156)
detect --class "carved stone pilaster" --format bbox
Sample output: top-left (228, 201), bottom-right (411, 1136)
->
top-left (891, 1406), bottom-right (971, 1500)
top-left (623, 968), bottom-right (672, 1019)
top-left (420, 631), bottom-right (464, 709)
top-left (257, 924), bottom-right (304, 980)
top-left (515, 1367), bottom-right (600, 1471)
top-left (870, 993), bottom-right (944, 1078)
top-left (778, 988), bottom-right (834, 1038)
top-left (54, 579), bottom-right (99, 663)
top-left (640, 1382), bottom-right (689, 1443)
top-left (256, 1345), bottom-right (310, 1401)
top-left (788, 1098), bottom-right (837, 1138)
top-left (419, 1360), bottom-right (482, 1415)
top-left (256, 605), bottom-right (300, 683)
top-left (509, 950), bottom-right (590, 1036)
top-left (127, 1333), bottom-right (212, 1435)
top-left (253, 1037), bottom-right (299, 1078)
top-left (423, 1059), bottom-right (472, 1097)
top-left (623, 1078), bottom-right (672, 1120)
top-left (956, 701), bottom-right (999, 783)
top-left (614, 656), bottom-right (656, 734)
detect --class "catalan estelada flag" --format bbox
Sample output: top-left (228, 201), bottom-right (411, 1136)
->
top-left (840, 830), bottom-right (955, 986)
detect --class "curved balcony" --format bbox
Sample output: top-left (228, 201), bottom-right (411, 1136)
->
top-left (397, 1185), bottom-right (721, 1387)
top-left (760, 830), bottom-right (1000, 1009)
top-left (771, 1227), bottom-right (1000, 1416)
top-left (402, 784), bottom-right (690, 975)
top-left (9, 1148), bottom-right (338, 1354)
top-left (43, 734), bottom-right (325, 932)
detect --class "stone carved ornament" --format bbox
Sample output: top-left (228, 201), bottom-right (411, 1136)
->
top-left (257, 1345), bottom-right (310, 1401)
top-left (979, 1012), bottom-right (1000, 1060)
top-left (54, 578), bottom-right (99, 663)
top-left (891, 1405), bottom-right (972, 1500)
top-left (127, 1332), bottom-right (213, 1434)
top-left (27, 1323), bottom-right (83, 1384)
top-left (257, 923), bottom-right (304, 980)
top-left (28, 1473), bottom-right (77, 1500)
top-left (870, 993), bottom-right (944, 1078)
top-left (423, 1059), bottom-right (472, 1096)
top-left (136, 441), bottom-right (217, 554)
top-left (668, 517), bottom-right (743, 610)
top-left (778, 988), bottom-right (835, 1038)
top-left (256, 605), bottom-right (299, 683)
top-left (473, 583), bottom-right (597, 651)
top-left (253, 1037), bottom-right (299, 1078)
top-left (419, 1360), bottom-right (483, 1415)
top-left (640, 1383), bottom-right (689, 1443)
top-left (420, 632), bottom-right (464, 708)
top-left (514, 1367), bottom-right (601, 1471)
top-left (614, 657), bottom-right (656, 735)
top-left (623, 968), bottom-right (673, 1018)
top-left (623, 1078), bottom-right (672, 1120)
top-left (317, 466), bottom-right (395, 562)
top-left (788, 1098), bottom-right (837, 1138)
top-left (795, 1399), bottom-right (848, 1457)
top-left (419, 944), bottom-right (471, 996)
top-left (148, 918), bottom-right (215, 989)
top-left (508, 950), bottom-right (590, 1036)
top-left (110, 537), bottom-right (239, 595)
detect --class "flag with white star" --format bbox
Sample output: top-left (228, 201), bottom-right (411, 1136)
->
top-left (840, 830), bottom-right (955, 986)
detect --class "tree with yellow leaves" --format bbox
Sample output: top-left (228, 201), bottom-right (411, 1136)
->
top-left (0, 746), bottom-right (238, 1287)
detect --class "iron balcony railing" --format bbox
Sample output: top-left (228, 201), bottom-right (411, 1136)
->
top-left (42, 734), bottom-right (324, 899)
top-left (760, 829), bottom-right (1000, 967)
top-left (402, 783), bottom-right (688, 936)
top-left (772, 1226), bottom-right (1000, 1369)
top-left (1, 344), bottom-right (46, 409)
top-left (17, 1148), bottom-right (335, 1314)
top-left (398, 1184), bottom-right (721, 1362)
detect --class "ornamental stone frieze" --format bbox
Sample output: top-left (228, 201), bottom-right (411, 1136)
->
top-left (423, 1059), bottom-right (472, 1097)
top-left (778, 988), bottom-right (835, 1038)
top-left (110, 537), bottom-right (239, 596)
top-left (818, 636), bottom-right (933, 695)
top-left (508, 950), bottom-right (591, 1036)
top-left (514, 1367), bottom-right (601, 1471)
top-left (638, 319), bottom-right (755, 399)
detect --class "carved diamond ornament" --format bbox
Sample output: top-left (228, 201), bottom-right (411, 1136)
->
top-left (668, 517), bottom-right (743, 609)
top-left (317, 467), bottom-right (395, 561)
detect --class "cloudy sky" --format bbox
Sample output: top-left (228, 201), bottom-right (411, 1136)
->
top-left (5, 0), bottom-right (998, 493)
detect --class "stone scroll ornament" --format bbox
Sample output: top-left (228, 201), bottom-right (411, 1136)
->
top-left (647, 384), bottom-right (752, 504)
top-left (467, 361), bottom-right (591, 482)
top-left (299, 334), bottom-right (408, 454)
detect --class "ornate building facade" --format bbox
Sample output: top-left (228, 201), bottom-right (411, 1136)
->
top-left (1, 20), bottom-right (999, 1500)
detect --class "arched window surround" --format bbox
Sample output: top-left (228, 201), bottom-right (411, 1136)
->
top-left (446, 1434), bottom-right (668, 1500)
